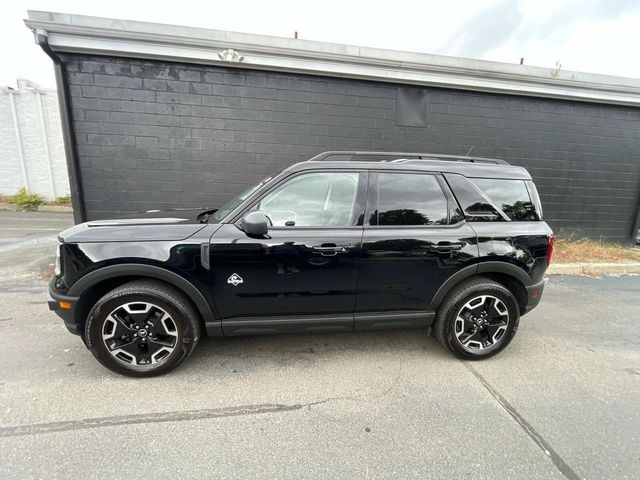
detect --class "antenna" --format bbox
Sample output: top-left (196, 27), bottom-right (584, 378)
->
top-left (465, 146), bottom-right (475, 157)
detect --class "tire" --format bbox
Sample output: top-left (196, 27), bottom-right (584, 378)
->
top-left (433, 277), bottom-right (519, 360)
top-left (85, 280), bottom-right (201, 377)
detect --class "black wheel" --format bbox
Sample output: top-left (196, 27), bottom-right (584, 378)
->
top-left (433, 277), bottom-right (519, 359)
top-left (85, 280), bottom-right (201, 377)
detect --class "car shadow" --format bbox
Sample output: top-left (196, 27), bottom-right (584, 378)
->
top-left (184, 328), bottom-right (451, 373)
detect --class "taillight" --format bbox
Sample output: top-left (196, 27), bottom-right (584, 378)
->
top-left (546, 235), bottom-right (555, 265)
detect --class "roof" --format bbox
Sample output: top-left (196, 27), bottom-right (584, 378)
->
top-left (306, 151), bottom-right (510, 165)
top-left (25, 11), bottom-right (640, 107)
top-left (288, 158), bottom-right (532, 181)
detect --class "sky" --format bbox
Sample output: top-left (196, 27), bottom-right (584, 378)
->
top-left (2, 0), bottom-right (640, 89)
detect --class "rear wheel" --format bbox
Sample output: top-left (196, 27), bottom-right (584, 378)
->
top-left (433, 277), bottom-right (519, 359)
top-left (85, 280), bottom-right (201, 377)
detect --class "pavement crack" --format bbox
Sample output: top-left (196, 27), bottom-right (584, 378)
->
top-left (464, 363), bottom-right (581, 480)
top-left (0, 370), bottom-right (405, 439)
top-left (0, 403), bottom-right (304, 439)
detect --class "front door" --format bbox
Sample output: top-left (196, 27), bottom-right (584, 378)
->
top-left (210, 170), bottom-right (367, 335)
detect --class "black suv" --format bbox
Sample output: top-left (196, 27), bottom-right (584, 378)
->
top-left (48, 151), bottom-right (554, 377)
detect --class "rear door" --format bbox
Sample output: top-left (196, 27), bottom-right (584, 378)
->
top-left (355, 170), bottom-right (478, 329)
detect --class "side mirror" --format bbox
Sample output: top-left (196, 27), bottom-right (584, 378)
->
top-left (241, 210), bottom-right (269, 237)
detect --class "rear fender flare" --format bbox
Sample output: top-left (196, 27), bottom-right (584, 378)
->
top-left (430, 262), bottom-right (532, 309)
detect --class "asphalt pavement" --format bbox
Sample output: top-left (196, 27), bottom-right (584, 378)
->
top-left (0, 211), bottom-right (638, 479)
top-left (0, 210), bottom-right (73, 289)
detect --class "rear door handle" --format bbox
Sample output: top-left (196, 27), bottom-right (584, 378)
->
top-left (434, 242), bottom-right (463, 252)
top-left (312, 245), bottom-right (350, 256)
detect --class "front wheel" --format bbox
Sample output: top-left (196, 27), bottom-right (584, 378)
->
top-left (85, 280), bottom-right (201, 377)
top-left (433, 277), bottom-right (520, 359)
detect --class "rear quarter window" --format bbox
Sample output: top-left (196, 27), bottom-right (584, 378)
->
top-left (470, 178), bottom-right (539, 221)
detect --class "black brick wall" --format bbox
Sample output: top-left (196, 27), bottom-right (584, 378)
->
top-left (63, 54), bottom-right (640, 240)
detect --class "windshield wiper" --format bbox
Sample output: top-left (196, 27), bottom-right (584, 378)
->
top-left (197, 209), bottom-right (217, 224)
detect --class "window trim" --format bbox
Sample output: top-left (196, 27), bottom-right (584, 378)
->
top-left (525, 180), bottom-right (543, 219)
top-left (231, 168), bottom-right (368, 230)
top-left (436, 174), bottom-right (466, 224)
top-left (364, 170), bottom-right (465, 229)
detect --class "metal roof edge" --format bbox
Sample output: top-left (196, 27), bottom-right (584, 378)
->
top-left (24, 10), bottom-right (640, 107)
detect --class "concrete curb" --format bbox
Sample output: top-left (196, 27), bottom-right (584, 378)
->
top-left (0, 203), bottom-right (72, 213)
top-left (548, 262), bottom-right (640, 275)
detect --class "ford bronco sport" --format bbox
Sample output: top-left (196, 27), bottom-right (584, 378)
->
top-left (48, 151), bottom-right (554, 377)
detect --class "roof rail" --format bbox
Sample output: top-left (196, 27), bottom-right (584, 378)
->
top-left (306, 151), bottom-right (509, 165)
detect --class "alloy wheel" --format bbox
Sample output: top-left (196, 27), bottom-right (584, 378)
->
top-left (454, 295), bottom-right (509, 353)
top-left (102, 302), bottom-right (178, 366)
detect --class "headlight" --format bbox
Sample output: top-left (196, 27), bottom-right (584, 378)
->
top-left (54, 243), bottom-right (62, 276)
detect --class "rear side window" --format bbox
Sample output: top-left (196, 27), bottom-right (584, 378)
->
top-left (372, 173), bottom-right (449, 226)
top-left (470, 178), bottom-right (539, 221)
top-left (444, 174), bottom-right (502, 221)
top-left (444, 174), bottom-right (541, 221)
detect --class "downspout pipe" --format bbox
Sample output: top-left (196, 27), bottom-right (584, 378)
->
top-left (33, 29), bottom-right (86, 224)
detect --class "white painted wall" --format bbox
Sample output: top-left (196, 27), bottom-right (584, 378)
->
top-left (0, 79), bottom-right (69, 200)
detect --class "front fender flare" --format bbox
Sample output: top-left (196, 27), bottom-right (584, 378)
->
top-left (67, 264), bottom-right (221, 335)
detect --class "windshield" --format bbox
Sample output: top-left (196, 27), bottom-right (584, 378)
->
top-left (209, 176), bottom-right (274, 223)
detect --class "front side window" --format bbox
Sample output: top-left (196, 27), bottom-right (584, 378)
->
top-left (258, 172), bottom-right (360, 227)
top-left (210, 175), bottom-right (274, 223)
top-left (373, 173), bottom-right (449, 226)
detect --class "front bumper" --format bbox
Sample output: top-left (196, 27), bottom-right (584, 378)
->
top-left (47, 281), bottom-right (81, 335)
top-left (523, 278), bottom-right (546, 313)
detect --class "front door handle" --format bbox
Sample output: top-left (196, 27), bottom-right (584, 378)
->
top-left (434, 242), bottom-right (463, 252)
top-left (312, 245), bottom-right (350, 256)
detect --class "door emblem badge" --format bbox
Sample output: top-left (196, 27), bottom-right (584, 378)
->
top-left (227, 273), bottom-right (243, 286)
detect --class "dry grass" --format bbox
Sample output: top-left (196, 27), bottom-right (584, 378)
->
top-left (554, 238), bottom-right (640, 264)
top-left (47, 194), bottom-right (72, 207)
top-left (46, 200), bottom-right (72, 207)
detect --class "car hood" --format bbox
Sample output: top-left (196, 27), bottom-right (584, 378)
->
top-left (58, 208), bottom-right (217, 243)
top-left (111, 207), bottom-right (216, 221)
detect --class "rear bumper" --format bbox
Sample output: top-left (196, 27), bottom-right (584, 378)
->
top-left (47, 283), bottom-right (81, 335)
top-left (523, 278), bottom-right (546, 314)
